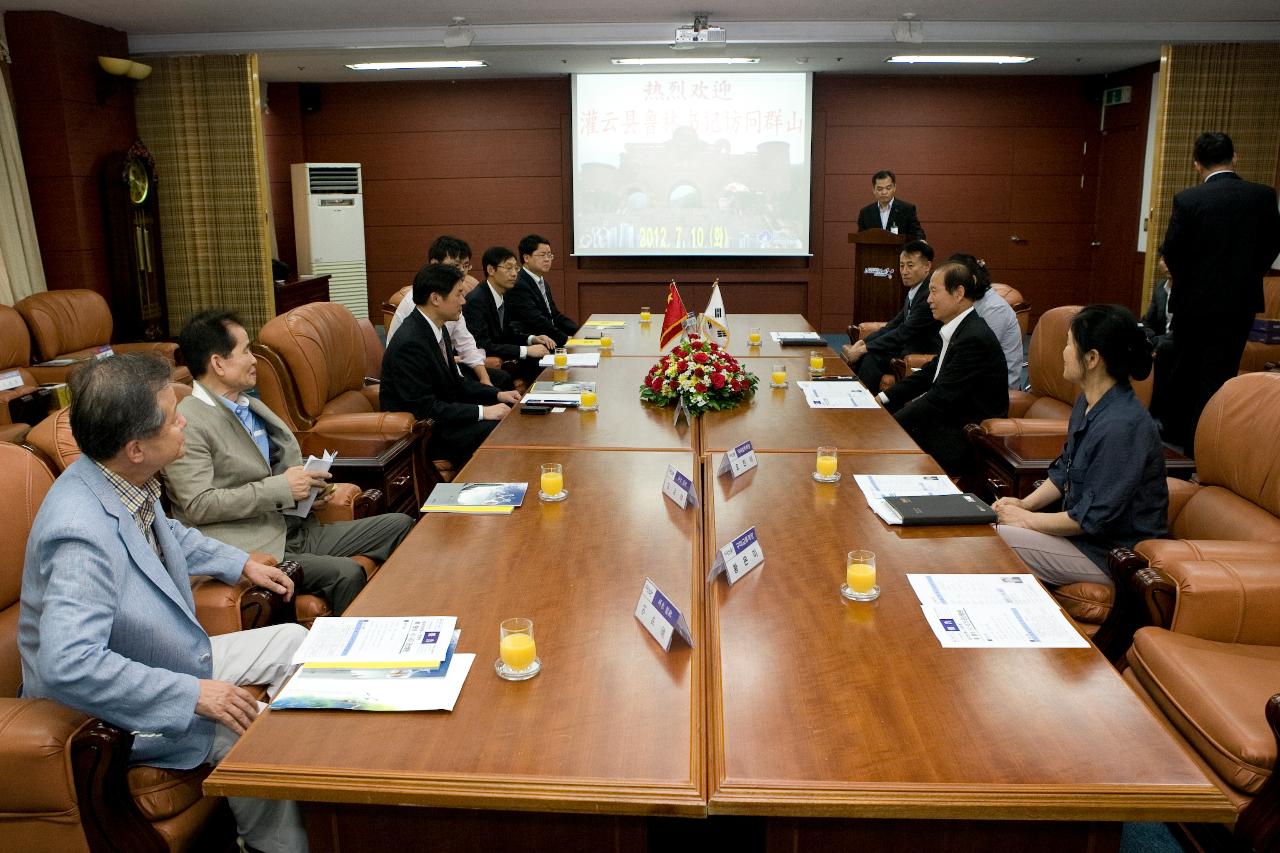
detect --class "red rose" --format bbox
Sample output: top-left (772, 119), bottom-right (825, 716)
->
top-left (694, 367), bottom-right (705, 378)
top-left (695, 382), bottom-right (708, 393)
top-left (692, 351), bottom-right (709, 364)
top-left (711, 372), bottom-right (726, 389)
top-left (676, 359), bottom-right (688, 372)
top-left (730, 379), bottom-right (742, 392)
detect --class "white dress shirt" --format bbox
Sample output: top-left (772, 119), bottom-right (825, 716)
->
top-left (418, 308), bottom-right (483, 421)
top-left (879, 202), bottom-right (893, 230)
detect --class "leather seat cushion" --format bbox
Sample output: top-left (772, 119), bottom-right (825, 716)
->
top-left (127, 764), bottom-right (213, 822)
top-left (1052, 582), bottom-right (1113, 624)
top-left (1128, 627), bottom-right (1280, 794)
top-left (1024, 396), bottom-right (1073, 420)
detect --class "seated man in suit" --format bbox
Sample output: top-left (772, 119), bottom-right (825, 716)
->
top-left (856, 169), bottom-right (925, 240)
top-left (1141, 255), bottom-right (1175, 422)
top-left (948, 253), bottom-right (1025, 389)
top-left (506, 234), bottom-right (578, 346)
top-left (841, 239), bottom-right (939, 389)
top-left (382, 263), bottom-right (522, 465)
top-left (464, 245), bottom-right (558, 384)
top-left (878, 261), bottom-right (1009, 477)
top-left (19, 353), bottom-right (309, 853)
top-left (166, 309), bottom-right (414, 615)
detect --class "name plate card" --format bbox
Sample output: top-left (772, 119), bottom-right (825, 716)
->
top-left (716, 440), bottom-right (758, 478)
top-left (661, 464), bottom-right (699, 509)
top-left (0, 370), bottom-right (23, 392)
top-left (94, 345), bottom-right (115, 360)
top-left (707, 526), bottom-right (763, 585)
top-left (634, 578), bottom-right (694, 651)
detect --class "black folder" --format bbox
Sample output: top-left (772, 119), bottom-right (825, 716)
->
top-left (883, 493), bottom-right (996, 525)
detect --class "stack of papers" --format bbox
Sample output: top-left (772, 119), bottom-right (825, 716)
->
top-left (565, 337), bottom-right (601, 347)
top-left (272, 617), bottom-right (475, 711)
top-left (522, 381), bottom-right (583, 406)
top-left (421, 482), bottom-right (528, 514)
top-left (797, 380), bottom-right (879, 409)
top-left (770, 330), bottom-right (825, 345)
top-left (538, 352), bottom-right (599, 368)
top-left (908, 574), bottom-right (1089, 648)
top-left (853, 474), bottom-right (960, 525)
top-left (283, 450), bottom-right (335, 518)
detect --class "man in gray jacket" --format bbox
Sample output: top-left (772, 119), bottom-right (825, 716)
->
top-left (165, 309), bottom-right (413, 614)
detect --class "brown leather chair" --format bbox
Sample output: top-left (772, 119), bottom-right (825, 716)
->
top-left (13, 289), bottom-right (190, 385)
top-left (991, 282), bottom-right (1030, 337)
top-left (21, 400), bottom-right (379, 629)
top-left (381, 285), bottom-right (410, 334)
top-left (1239, 277), bottom-right (1280, 374)
top-left (0, 304), bottom-right (40, 444)
top-left (358, 317), bottom-right (384, 382)
top-left (0, 441), bottom-right (242, 851)
top-left (1123, 555), bottom-right (1280, 852)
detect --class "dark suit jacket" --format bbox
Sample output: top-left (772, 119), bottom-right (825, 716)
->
top-left (506, 269), bottom-right (577, 346)
top-left (1160, 171), bottom-right (1280, 319)
top-left (380, 308), bottom-right (499, 424)
top-left (865, 282), bottom-right (941, 357)
top-left (883, 310), bottom-right (1008, 473)
top-left (464, 282), bottom-right (525, 362)
top-left (857, 198), bottom-right (925, 241)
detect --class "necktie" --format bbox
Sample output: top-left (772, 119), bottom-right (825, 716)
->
top-left (497, 301), bottom-right (505, 328)
top-left (538, 279), bottom-right (553, 314)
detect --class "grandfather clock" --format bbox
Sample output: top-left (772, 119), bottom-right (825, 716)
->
top-left (102, 140), bottom-right (168, 341)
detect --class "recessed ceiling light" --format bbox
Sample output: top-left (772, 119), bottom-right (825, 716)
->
top-left (611, 57), bottom-right (759, 66)
top-left (887, 55), bottom-right (1034, 64)
top-left (346, 60), bottom-right (487, 71)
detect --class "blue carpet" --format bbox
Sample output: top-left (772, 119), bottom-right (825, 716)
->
top-left (1120, 822), bottom-right (1184, 853)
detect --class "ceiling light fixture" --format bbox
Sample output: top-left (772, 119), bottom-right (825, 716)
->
top-left (887, 54), bottom-right (1034, 64)
top-left (346, 60), bottom-right (487, 71)
top-left (611, 57), bottom-right (759, 66)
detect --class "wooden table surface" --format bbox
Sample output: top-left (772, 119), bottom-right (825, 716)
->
top-left (484, 357), bottom-right (695, 452)
top-left (703, 452), bottom-right (1232, 822)
top-left (580, 313), bottom-right (832, 359)
top-left (703, 358), bottom-right (919, 454)
top-left (208, 448), bottom-right (706, 816)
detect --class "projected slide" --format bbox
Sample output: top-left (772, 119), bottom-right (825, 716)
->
top-left (572, 72), bottom-right (812, 257)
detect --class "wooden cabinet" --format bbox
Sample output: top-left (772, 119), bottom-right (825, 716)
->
top-left (299, 432), bottom-right (427, 516)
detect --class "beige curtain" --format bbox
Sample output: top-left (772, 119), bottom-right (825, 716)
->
top-left (135, 54), bottom-right (275, 334)
top-left (1144, 43), bottom-right (1280, 303)
top-left (0, 49), bottom-right (48, 305)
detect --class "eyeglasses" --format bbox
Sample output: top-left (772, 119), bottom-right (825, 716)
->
top-left (531, 251), bottom-right (555, 260)
top-left (496, 262), bottom-right (519, 272)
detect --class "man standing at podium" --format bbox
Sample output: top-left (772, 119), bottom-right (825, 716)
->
top-left (856, 170), bottom-right (925, 241)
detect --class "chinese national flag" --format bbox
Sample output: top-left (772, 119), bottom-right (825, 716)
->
top-left (659, 281), bottom-right (688, 349)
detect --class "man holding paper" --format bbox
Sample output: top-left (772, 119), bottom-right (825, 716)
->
top-left (166, 309), bottom-right (413, 615)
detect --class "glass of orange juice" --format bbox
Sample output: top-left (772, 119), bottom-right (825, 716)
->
top-left (809, 351), bottom-right (826, 376)
top-left (600, 334), bottom-right (613, 351)
top-left (748, 327), bottom-right (762, 347)
top-left (579, 381), bottom-right (598, 412)
top-left (539, 462), bottom-right (567, 502)
top-left (640, 306), bottom-right (651, 323)
top-left (496, 617), bottom-right (541, 680)
top-left (770, 363), bottom-right (788, 388)
top-left (842, 550), bottom-right (879, 602)
top-left (813, 445), bottom-right (840, 483)
top-left (553, 347), bottom-right (568, 368)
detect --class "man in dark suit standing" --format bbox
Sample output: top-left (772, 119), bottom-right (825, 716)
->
top-left (856, 170), bottom-right (925, 241)
top-left (1159, 132), bottom-right (1280, 452)
top-left (506, 234), bottom-right (578, 346)
top-left (879, 261), bottom-right (1009, 477)
top-left (382, 263), bottom-right (522, 465)
top-left (1141, 255), bottom-right (1175, 423)
top-left (841, 239), bottom-right (940, 389)
top-left (464, 246), bottom-right (557, 384)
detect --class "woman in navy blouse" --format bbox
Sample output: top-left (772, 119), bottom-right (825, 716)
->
top-left (993, 305), bottom-right (1168, 586)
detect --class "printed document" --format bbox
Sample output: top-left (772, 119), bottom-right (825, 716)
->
top-left (908, 574), bottom-right (1088, 648)
top-left (797, 380), bottom-right (879, 409)
top-left (292, 616), bottom-right (457, 668)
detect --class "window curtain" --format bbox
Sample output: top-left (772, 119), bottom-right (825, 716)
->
top-left (1144, 43), bottom-right (1280, 304)
top-left (0, 45), bottom-right (48, 306)
top-left (135, 54), bottom-right (275, 334)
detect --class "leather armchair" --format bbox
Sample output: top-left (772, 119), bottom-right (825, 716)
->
top-left (382, 285), bottom-right (410, 334)
top-left (1123, 556), bottom-right (1280, 852)
top-left (0, 441), bottom-right (241, 852)
top-left (991, 283), bottom-right (1030, 336)
top-left (0, 304), bottom-right (40, 444)
top-left (1239, 277), bottom-right (1280, 374)
top-left (13, 289), bottom-right (190, 386)
top-left (358, 317), bottom-right (383, 382)
top-left (21, 401), bottom-right (379, 630)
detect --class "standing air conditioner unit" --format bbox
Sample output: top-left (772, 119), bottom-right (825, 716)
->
top-left (291, 163), bottom-right (368, 318)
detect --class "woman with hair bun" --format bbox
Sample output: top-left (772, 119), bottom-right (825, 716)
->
top-left (993, 304), bottom-right (1167, 586)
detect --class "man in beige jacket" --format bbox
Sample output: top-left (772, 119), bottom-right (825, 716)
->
top-left (165, 309), bottom-right (413, 614)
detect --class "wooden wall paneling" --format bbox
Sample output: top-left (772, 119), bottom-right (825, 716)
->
top-left (263, 83), bottom-right (304, 271)
top-left (807, 110), bottom-right (826, 326)
top-left (302, 80), bottom-right (566, 135)
top-left (303, 128), bottom-right (563, 180)
top-left (1011, 126), bottom-right (1096, 176)
top-left (362, 177), bottom-right (563, 227)
top-left (902, 174), bottom-right (1013, 225)
top-left (1010, 174), bottom-right (1099, 223)
top-left (825, 124), bottom-right (1016, 176)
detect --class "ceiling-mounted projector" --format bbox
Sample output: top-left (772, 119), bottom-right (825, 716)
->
top-left (674, 14), bottom-right (726, 47)
top-left (443, 17), bottom-right (475, 48)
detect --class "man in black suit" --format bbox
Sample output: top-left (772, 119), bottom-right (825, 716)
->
top-left (841, 239), bottom-right (940, 390)
top-left (1159, 132), bottom-right (1280, 452)
top-left (506, 234), bottom-right (578, 346)
top-left (1141, 255), bottom-right (1175, 422)
top-left (879, 261), bottom-right (1009, 477)
top-left (464, 246), bottom-right (557, 384)
top-left (381, 263), bottom-right (522, 466)
top-left (856, 170), bottom-right (925, 241)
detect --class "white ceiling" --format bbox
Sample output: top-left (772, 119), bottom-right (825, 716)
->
top-left (5, 1), bottom-right (1280, 79)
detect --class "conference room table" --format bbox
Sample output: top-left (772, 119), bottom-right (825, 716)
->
top-left (206, 314), bottom-right (1234, 851)
top-left (576, 312), bottom-right (831, 359)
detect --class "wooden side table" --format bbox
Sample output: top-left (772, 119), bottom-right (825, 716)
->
top-left (968, 428), bottom-right (1195, 502)
top-left (299, 431), bottom-right (427, 516)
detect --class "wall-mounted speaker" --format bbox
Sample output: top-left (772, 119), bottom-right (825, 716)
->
top-left (300, 83), bottom-right (322, 113)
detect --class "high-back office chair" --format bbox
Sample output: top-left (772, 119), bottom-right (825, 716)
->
top-left (0, 304), bottom-right (41, 443)
top-left (0, 441), bottom-right (240, 852)
top-left (1239, 277), bottom-right (1280, 374)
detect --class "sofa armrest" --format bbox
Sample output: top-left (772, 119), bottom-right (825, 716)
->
top-left (314, 484), bottom-right (382, 523)
top-left (857, 321), bottom-right (886, 338)
top-left (0, 698), bottom-right (97, 811)
top-left (310, 411), bottom-right (418, 440)
top-left (978, 418), bottom-right (1069, 437)
top-left (192, 559), bottom-right (303, 634)
top-left (1007, 389), bottom-right (1038, 418)
top-left (903, 353), bottom-right (935, 370)
top-left (358, 385), bottom-right (380, 409)
top-left (1135, 539), bottom-right (1280, 571)
top-left (1148, 558), bottom-right (1280, 645)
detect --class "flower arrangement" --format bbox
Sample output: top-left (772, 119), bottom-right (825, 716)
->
top-left (639, 333), bottom-right (758, 416)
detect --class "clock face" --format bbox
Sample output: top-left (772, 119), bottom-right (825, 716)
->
top-left (126, 159), bottom-right (150, 205)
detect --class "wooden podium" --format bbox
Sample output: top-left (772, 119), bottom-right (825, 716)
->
top-left (848, 228), bottom-right (906, 323)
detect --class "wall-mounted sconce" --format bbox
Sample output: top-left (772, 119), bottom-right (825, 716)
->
top-left (97, 56), bottom-right (152, 102)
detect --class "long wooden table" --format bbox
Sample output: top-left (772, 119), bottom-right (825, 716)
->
top-left (207, 314), bottom-right (1234, 851)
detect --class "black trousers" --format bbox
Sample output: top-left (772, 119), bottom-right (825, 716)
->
top-left (1166, 310), bottom-right (1254, 456)
top-left (428, 417), bottom-right (499, 467)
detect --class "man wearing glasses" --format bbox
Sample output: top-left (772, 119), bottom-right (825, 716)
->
top-left (464, 246), bottom-right (557, 385)
top-left (507, 234), bottom-right (578, 346)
